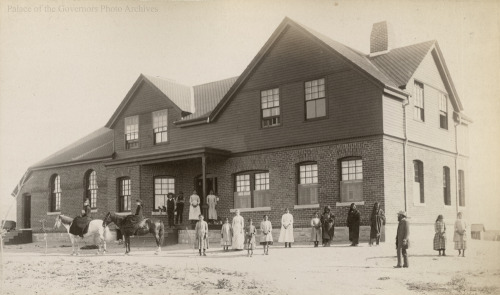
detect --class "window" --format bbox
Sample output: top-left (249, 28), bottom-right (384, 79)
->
top-left (125, 116), bottom-right (139, 149)
top-left (413, 82), bottom-right (425, 121)
top-left (298, 163), bottom-right (319, 205)
top-left (458, 170), bottom-right (465, 206)
top-left (86, 170), bottom-right (98, 209)
top-left (261, 88), bottom-right (280, 127)
top-left (153, 110), bottom-right (168, 143)
top-left (443, 166), bottom-right (451, 205)
top-left (234, 171), bottom-right (270, 208)
top-left (50, 175), bottom-right (61, 212)
top-left (305, 78), bottom-right (326, 119)
top-left (413, 160), bottom-right (424, 203)
top-left (340, 158), bottom-right (363, 202)
top-left (439, 93), bottom-right (448, 129)
top-left (118, 178), bottom-right (131, 212)
top-left (154, 177), bottom-right (175, 211)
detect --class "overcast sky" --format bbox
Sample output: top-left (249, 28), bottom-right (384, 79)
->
top-left (1, 0), bottom-right (499, 228)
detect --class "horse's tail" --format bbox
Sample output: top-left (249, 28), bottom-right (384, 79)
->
top-left (158, 221), bottom-right (165, 246)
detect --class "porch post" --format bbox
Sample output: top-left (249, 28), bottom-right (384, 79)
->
top-left (201, 155), bottom-right (208, 218)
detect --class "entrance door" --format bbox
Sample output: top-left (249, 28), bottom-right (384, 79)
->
top-left (195, 175), bottom-right (218, 204)
top-left (23, 194), bottom-right (31, 228)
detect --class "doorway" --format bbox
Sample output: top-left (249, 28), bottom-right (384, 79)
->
top-left (195, 174), bottom-right (218, 204)
top-left (23, 194), bottom-right (31, 229)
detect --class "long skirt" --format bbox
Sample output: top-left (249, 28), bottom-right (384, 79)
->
top-left (433, 233), bottom-right (447, 250)
top-left (454, 240), bottom-right (467, 250)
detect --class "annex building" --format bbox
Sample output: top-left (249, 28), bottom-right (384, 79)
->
top-left (15, 18), bottom-right (471, 242)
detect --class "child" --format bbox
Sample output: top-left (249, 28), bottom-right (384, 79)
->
top-left (195, 214), bottom-right (209, 256)
top-left (221, 217), bottom-right (232, 251)
top-left (260, 215), bottom-right (273, 255)
top-left (245, 218), bottom-right (256, 257)
top-left (310, 212), bottom-right (322, 247)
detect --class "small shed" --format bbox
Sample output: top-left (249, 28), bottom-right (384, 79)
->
top-left (471, 224), bottom-right (486, 240)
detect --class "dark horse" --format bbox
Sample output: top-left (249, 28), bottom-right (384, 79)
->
top-left (103, 212), bottom-right (165, 255)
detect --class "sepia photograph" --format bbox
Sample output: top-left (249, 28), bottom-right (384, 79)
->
top-left (1, 0), bottom-right (499, 294)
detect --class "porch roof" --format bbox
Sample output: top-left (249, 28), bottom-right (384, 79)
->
top-left (104, 146), bottom-right (230, 166)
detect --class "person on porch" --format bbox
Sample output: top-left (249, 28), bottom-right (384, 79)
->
top-left (175, 191), bottom-right (184, 224)
top-left (206, 190), bottom-right (218, 222)
top-left (166, 193), bottom-right (175, 228)
top-left (189, 190), bottom-right (201, 223)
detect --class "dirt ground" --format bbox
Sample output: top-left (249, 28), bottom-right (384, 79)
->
top-left (1, 238), bottom-right (499, 295)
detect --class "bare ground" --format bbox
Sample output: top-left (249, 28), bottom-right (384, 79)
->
top-left (1, 238), bottom-right (499, 295)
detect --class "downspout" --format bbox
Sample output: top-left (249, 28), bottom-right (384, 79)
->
top-left (402, 97), bottom-right (410, 213)
top-left (454, 113), bottom-right (462, 213)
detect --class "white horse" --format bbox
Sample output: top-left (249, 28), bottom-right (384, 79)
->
top-left (54, 215), bottom-right (108, 255)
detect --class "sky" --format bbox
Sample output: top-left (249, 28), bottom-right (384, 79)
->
top-left (1, 0), bottom-right (499, 228)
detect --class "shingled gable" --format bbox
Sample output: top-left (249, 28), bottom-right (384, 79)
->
top-left (105, 74), bottom-right (192, 128)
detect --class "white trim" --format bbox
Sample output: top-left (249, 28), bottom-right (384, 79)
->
top-left (294, 204), bottom-right (320, 209)
top-left (115, 211), bottom-right (132, 216)
top-left (151, 211), bottom-right (167, 216)
top-left (230, 207), bottom-right (271, 213)
top-left (336, 201), bottom-right (365, 207)
top-left (46, 212), bottom-right (61, 216)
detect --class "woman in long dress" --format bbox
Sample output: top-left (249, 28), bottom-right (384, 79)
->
top-left (321, 206), bottom-right (335, 246)
top-left (221, 217), bottom-right (232, 251)
top-left (231, 209), bottom-right (244, 250)
top-left (310, 212), bottom-right (322, 247)
top-left (433, 214), bottom-right (447, 256)
top-left (453, 212), bottom-right (467, 257)
top-left (189, 191), bottom-right (201, 223)
top-left (369, 202), bottom-right (385, 246)
top-left (206, 190), bottom-right (218, 221)
top-left (260, 215), bottom-right (273, 255)
top-left (278, 208), bottom-right (294, 248)
top-left (347, 203), bottom-right (361, 246)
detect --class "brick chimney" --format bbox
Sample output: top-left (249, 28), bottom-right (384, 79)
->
top-left (370, 21), bottom-right (394, 56)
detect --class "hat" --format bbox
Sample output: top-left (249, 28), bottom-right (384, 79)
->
top-left (397, 211), bottom-right (407, 217)
top-left (136, 199), bottom-right (143, 204)
top-left (83, 199), bottom-right (89, 205)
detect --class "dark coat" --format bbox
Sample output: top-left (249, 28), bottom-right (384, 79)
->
top-left (321, 212), bottom-right (335, 240)
top-left (370, 209), bottom-right (385, 239)
top-left (347, 209), bottom-right (361, 242)
top-left (396, 218), bottom-right (410, 249)
top-left (135, 205), bottom-right (143, 216)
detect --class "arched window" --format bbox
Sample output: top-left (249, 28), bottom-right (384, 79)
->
top-left (118, 177), bottom-right (131, 212)
top-left (85, 170), bottom-right (98, 209)
top-left (443, 167), bottom-right (451, 205)
top-left (413, 160), bottom-right (424, 204)
top-left (50, 175), bottom-right (61, 212)
top-left (458, 170), bottom-right (465, 207)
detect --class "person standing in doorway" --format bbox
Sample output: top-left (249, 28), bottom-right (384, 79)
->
top-left (369, 202), bottom-right (385, 246)
top-left (166, 193), bottom-right (175, 228)
top-left (394, 211), bottom-right (410, 268)
top-left (189, 190), bottom-right (201, 224)
top-left (434, 214), bottom-right (447, 256)
top-left (278, 208), bottom-right (294, 248)
top-left (453, 212), bottom-right (467, 257)
top-left (175, 191), bottom-right (184, 225)
top-left (206, 190), bottom-right (218, 222)
top-left (347, 203), bottom-right (361, 246)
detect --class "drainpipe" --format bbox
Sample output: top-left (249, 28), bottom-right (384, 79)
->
top-left (402, 97), bottom-right (410, 213)
top-left (454, 113), bottom-right (462, 213)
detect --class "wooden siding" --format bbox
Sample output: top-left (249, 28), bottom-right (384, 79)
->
top-left (382, 95), bottom-right (404, 138)
top-left (406, 51), bottom-right (456, 152)
top-left (113, 25), bottom-right (384, 160)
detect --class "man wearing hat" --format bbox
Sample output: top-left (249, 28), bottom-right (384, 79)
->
top-left (135, 199), bottom-right (143, 217)
top-left (395, 210), bottom-right (410, 268)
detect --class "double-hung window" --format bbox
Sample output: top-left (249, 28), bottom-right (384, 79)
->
top-left (297, 163), bottom-right (319, 205)
top-left (443, 166), bottom-right (451, 205)
top-left (153, 110), bottom-right (168, 144)
top-left (86, 170), bottom-right (98, 209)
top-left (413, 160), bottom-right (424, 203)
top-left (413, 82), bottom-right (425, 121)
top-left (119, 178), bottom-right (131, 212)
top-left (234, 172), bottom-right (270, 208)
top-left (305, 78), bottom-right (326, 120)
top-left (439, 93), bottom-right (448, 129)
top-left (458, 170), bottom-right (465, 206)
top-left (154, 177), bottom-right (175, 211)
top-left (261, 89), bottom-right (280, 127)
top-left (51, 175), bottom-right (61, 212)
top-left (125, 116), bottom-right (139, 149)
top-left (340, 158), bottom-right (363, 202)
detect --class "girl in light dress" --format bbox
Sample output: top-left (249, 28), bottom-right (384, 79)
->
top-left (220, 217), bottom-right (232, 251)
top-left (245, 218), bottom-right (257, 257)
top-left (260, 215), bottom-right (273, 255)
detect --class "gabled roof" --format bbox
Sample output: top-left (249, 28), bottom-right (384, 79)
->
top-left (368, 40), bottom-right (436, 88)
top-left (31, 127), bottom-right (114, 169)
top-left (143, 75), bottom-right (192, 112)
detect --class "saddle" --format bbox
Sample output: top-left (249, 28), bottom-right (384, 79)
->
top-left (120, 215), bottom-right (149, 236)
top-left (69, 216), bottom-right (92, 237)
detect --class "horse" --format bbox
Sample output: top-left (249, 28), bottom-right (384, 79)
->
top-left (54, 215), bottom-right (108, 255)
top-left (102, 212), bottom-right (165, 255)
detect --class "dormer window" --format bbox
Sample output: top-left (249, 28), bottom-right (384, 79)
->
top-left (261, 88), bottom-right (280, 128)
top-left (153, 109), bottom-right (168, 144)
top-left (305, 78), bottom-right (326, 120)
top-left (124, 115), bottom-right (139, 149)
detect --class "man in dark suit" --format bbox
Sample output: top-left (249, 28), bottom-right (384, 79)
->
top-left (395, 211), bottom-right (410, 268)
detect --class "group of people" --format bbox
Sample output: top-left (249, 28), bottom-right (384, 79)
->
top-left (433, 212), bottom-right (468, 258)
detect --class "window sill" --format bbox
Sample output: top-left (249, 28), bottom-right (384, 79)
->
top-left (116, 211), bottom-right (132, 216)
top-left (230, 207), bottom-right (271, 213)
top-left (336, 201), bottom-right (364, 207)
top-left (152, 212), bottom-right (168, 216)
top-left (46, 212), bottom-right (61, 216)
top-left (413, 202), bottom-right (426, 207)
top-left (294, 204), bottom-right (320, 210)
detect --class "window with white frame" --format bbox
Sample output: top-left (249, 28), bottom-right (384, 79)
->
top-left (413, 82), bottom-right (425, 121)
top-left (439, 93), bottom-right (448, 129)
top-left (50, 175), bottom-right (61, 212)
top-left (261, 89), bottom-right (280, 127)
top-left (340, 158), bottom-right (363, 202)
top-left (125, 116), bottom-right (139, 149)
top-left (154, 177), bottom-right (175, 211)
top-left (118, 178), bottom-right (131, 212)
top-left (413, 160), bottom-right (424, 203)
top-left (86, 170), bottom-right (98, 209)
top-left (234, 172), bottom-right (270, 209)
top-left (305, 78), bottom-right (326, 120)
top-left (153, 110), bottom-right (168, 144)
top-left (443, 166), bottom-right (451, 205)
top-left (298, 163), bottom-right (319, 205)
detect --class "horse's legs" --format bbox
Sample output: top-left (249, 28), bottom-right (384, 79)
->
top-left (154, 230), bottom-right (161, 254)
top-left (124, 235), bottom-right (130, 255)
top-left (94, 234), bottom-right (100, 255)
top-left (69, 234), bottom-right (76, 255)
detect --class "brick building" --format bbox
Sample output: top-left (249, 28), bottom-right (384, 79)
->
top-left (15, 18), bottom-right (470, 242)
